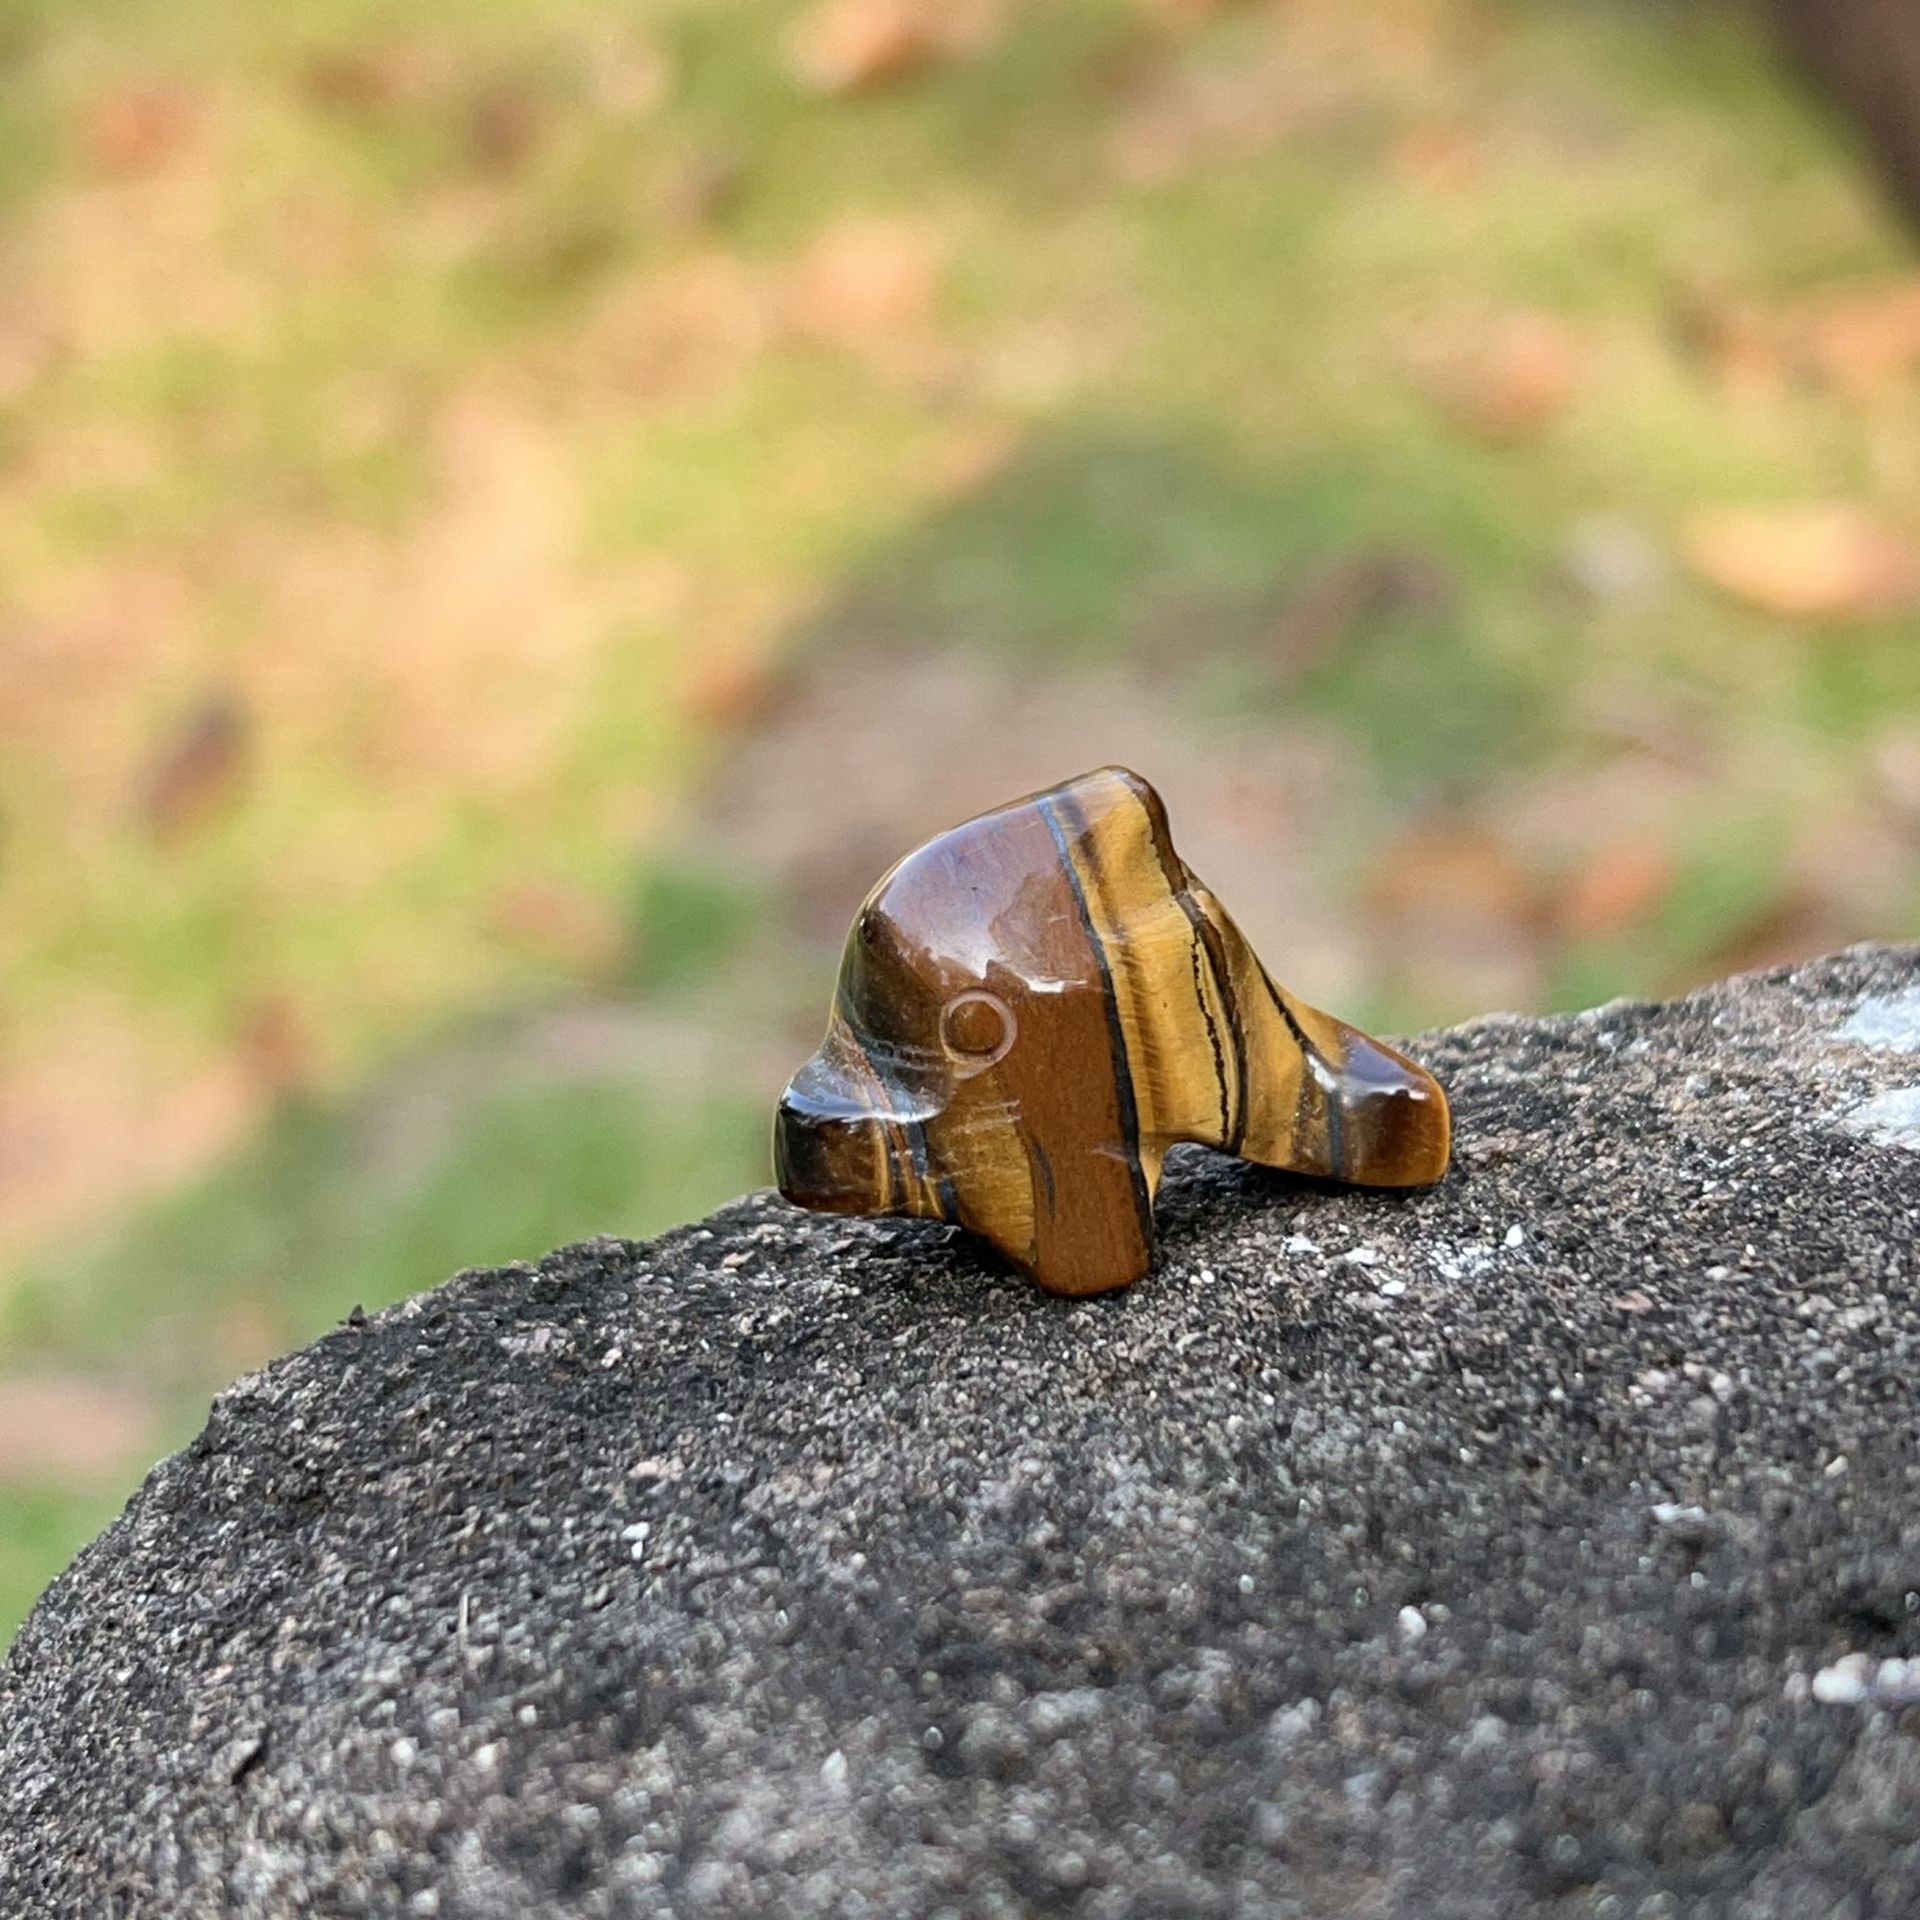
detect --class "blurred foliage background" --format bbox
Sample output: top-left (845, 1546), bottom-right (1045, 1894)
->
top-left (3, 0), bottom-right (1920, 1640)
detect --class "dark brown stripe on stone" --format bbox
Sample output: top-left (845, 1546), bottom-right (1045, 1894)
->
top-left (1037, 789), bottom-right (1156, 1251)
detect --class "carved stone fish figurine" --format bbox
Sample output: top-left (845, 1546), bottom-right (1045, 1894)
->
top-left (774, 767), bottom-right (1450, 1296)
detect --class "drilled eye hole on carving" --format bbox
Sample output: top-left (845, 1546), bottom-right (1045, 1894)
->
top-left (940, 990), bottom-right (1015, 1073)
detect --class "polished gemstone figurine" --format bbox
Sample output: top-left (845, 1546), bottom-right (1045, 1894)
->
top-left (775, 767), bottom-right (1450, 1296)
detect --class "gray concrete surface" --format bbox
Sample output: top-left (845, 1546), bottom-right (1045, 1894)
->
top-left (4, 947), bottom-right (1920, 1917)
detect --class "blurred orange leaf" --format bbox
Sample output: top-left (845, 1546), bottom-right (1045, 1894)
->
top-left (1680, 276), bottom-right (1920, 402)
top-left (1367, 822), bottom-right (1542, 931)
top-left (1391, 121), bottom-right (1483, 194)
top-left (650, 149), bottom-right (744, 234)
top-left (0, 1375), bottom-right (157, 1488)
top-left (235, 994), bottom-right (320, 1099)
top-left (301, 48), bottom-right (411, 118)
top-left (490, 879), bottom-right (628, 980)
top-left (785, 0), bottom-right (944, 93)
top-left (1557, 836), bottom-right (1675, 938)
top-left (80, 84), bottom-right (203, 176)
top-left (1416, 311), bottom-right (1580, 445)
top-left (785, 217), bottom-right (942, 347)
top-left (1365, 820), bottom-right (1546, 1013)
top-left (1681, 504), bottom-right (1920, 621)
top-left (137, 695), bottom-right (250, 846)
top-left (589, 253), bottom-right (773, 403)
top-left (1673, 282), bottom-right (1786, 401)
top-left (679, 645), bottom-right (775, 728)
top-left (1794, 279), bottom-right (1920, 395)
top-left (465, 80), bottom-right (546, 177)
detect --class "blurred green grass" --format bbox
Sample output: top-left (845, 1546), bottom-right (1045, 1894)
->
top-left (2, 1078), bottom-right (767, 1369)
top-left (5, 0), bottom-right (1920, 1642)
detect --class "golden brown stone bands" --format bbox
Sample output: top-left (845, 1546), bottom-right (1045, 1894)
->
top-left (775, 767), bottom-right (1450, 1296)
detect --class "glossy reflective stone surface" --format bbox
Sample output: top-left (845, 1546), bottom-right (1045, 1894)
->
top-left (775, 766), bottom-right (1450, 1296)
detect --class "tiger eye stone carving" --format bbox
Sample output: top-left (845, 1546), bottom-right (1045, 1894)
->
top-left (774, 766), bottom-right (1450, 1297)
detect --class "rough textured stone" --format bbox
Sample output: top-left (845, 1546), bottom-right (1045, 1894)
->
top-left (5, 946), bottom-right (1920, 1918)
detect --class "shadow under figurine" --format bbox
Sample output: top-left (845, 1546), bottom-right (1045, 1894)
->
top-left (775, 766), bottom-right (1450, 1296)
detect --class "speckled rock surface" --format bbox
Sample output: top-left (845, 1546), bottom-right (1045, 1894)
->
top-left (6, 947), bottom-right (1920, 1919)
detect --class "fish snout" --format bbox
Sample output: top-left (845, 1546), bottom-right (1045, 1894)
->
top-left (774, 1053), bottom-right (896, 1216)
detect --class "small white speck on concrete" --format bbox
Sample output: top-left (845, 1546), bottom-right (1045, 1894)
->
top-left (390, 1737), bottom-right (418, 1768)
top-left (1503, 1225), bottom-right (1525, 1248)
top-left (1650, 1503), bottom-right (1706, 1527)
top-left (472, 1743), bottom-right (501, 1773)
top-left (601, 1347), bottom-right (624, 1369)
top-left (1812, 1656), bottom-right (1872, 1705)
top-left (1804, 1654), bottom-right (1920, 1707)
top-left (1048, 1850), bottom-right (1088, 1890)
top-left (820, 1749), bottom-right (849, 1791)
top-left (1877, 1658), bottom-right (1920, 1704)
top-left (1836, 986), bottom-right (1920, 1052)
top-left (1840, 1087), bottom-right (1920, 1151)
top-left (1825, 1455), bottom-right (1849, 1478)
top-left (498, 1326), bottom-right (562, 1359)
top-left (1343, 1246), bottom-right (1382, 1267)
top-left (1378, 1278), bottom-right (1408, 1297)
top-left (1266, 1700), bottom-right (1320, 1747)
top-left (1397, 1605), bottom-right (1427, 1642)
top-left (1282, 1233), bottom-right (1319, 1255)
